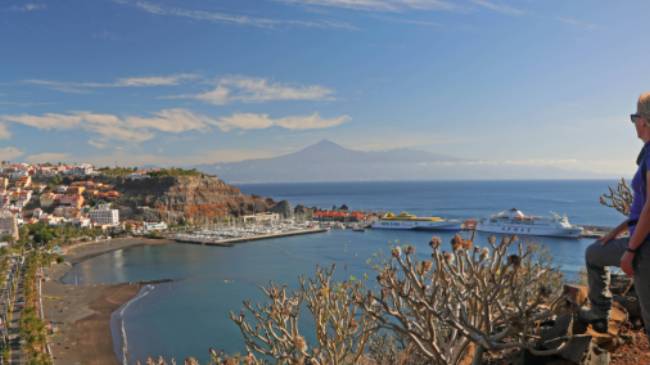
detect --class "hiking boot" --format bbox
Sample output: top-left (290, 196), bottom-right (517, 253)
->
top-left (578, 306), bottom-right (609, 333)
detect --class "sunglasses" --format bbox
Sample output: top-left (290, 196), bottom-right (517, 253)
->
top-left (631, 114), bottom-right (644, 123)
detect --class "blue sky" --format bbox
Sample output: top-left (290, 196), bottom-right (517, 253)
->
top-left (1, 0), bottom-right (649, 177)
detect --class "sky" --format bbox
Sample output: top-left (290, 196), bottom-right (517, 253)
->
top-left (1, 0), bottom-right (650, 178)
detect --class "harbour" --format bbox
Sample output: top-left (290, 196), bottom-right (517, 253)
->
top-left (173, 226), bottom-right (328, 246)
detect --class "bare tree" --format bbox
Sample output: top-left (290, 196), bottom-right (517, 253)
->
top-left (361, 234), bottom-right (564, 365)
top-left (230, 265), bottom-right (375, 365)
top-left (600, 178), bottom-right (633, 216)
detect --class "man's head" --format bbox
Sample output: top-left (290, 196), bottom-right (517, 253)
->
top-left (637, 92), bottom-right (650, 119)
top-left (632, 92), bottom-right (650, 141)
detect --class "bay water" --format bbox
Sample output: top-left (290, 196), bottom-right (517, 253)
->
top-left (61, 180), bottom-right (626, 363)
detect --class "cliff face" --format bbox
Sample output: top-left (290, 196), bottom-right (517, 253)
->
top-left (109, 175), bottom-right (274, 224)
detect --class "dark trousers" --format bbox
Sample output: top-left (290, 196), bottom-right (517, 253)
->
top-left (585, 238), bottom-right (650, 338)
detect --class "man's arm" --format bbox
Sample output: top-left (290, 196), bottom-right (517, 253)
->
top-left (600, 219), bottom-right (630, 245)
top-left (621, 170), bottom-right (650, 276)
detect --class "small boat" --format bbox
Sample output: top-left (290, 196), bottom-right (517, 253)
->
top-left (476, 208), bottom-right (582, 238)
top-left (351, 224), bottom-right (365, 232)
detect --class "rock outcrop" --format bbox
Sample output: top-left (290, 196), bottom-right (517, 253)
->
top-left (106, 174), bottom-right (274, 224)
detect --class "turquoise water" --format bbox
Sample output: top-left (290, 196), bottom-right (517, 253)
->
top-left (60, 180), bottom-right (625, 363)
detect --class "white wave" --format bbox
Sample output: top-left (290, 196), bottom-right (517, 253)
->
top-left (118, 284), bottom-right (155, 365)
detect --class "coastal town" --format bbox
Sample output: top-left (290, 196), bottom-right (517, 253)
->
top-left (0, 162), bottom-right (168, 247)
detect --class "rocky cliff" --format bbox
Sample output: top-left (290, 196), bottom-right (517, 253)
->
top-left (107, 174), bottom-right (274, 224)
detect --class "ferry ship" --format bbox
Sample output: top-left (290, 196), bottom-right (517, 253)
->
top-left (371, 212), bottom-right (462, 231)
top-left (476, 208), bottom-right (583, 238)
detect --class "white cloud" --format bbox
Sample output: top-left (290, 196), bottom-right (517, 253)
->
top-left (115, 0), bottom-right (356, 30)
top-left (216, 112), bottom-right (349, 131)
top-left (24, 73), bottom-right (198, 93)
top-left (115, 74), bottom-right (198, 87)
top-left (0, 113), bottom-right (82, 129)
top-left (0, 108), bottom-right (348, 147)
top-left (470, 0), bottom-right (524, 16)
top-left (10, 3), bottom-right (46, 12)
top-left (0, 124), bottom-right (10, 139)
top-left (216, 113), bottom-right (275, 132)
top-left (0, 147), bottom-right (23, 161)
top-left (88, 139), bottom-right (108, 149)
top-left (278, 0), bottom-right (456, 12)
top-left (181, 76), bottom-right (335, 105)
top-left (275, 113), bottom-right (350, 129)
top-left (25, 152), bottom-right (70, 163)
top-left (127, 108), bottom-right (212, 133)
top-left (0, 109), bottom-right (212, 143)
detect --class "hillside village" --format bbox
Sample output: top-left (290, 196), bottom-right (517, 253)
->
top-left (0, 162), bottom-right (196, 245)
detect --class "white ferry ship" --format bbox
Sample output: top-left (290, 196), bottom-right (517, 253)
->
top-left (371, 212), bottom-right (462, 231)
top-left (476, 208), bottom-right (583, 238)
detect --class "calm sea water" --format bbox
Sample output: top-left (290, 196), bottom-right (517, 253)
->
top-left (61, 180), bottom-right (627, 364)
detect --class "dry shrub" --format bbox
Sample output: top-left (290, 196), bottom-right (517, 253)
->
top-left (361, 234), bottom-right (563, 365)
top-left (600, 178), bottom-right (633, 216)
top-left (230, 265), bottom-right (375, 365)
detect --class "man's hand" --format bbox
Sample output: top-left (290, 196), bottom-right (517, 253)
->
top-left (599, 231), bottom-right (618, 246)
top-left (621, 251), bottom-right (635, 277)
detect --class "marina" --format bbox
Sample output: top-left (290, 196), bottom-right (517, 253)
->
top-left (173, 223), bottom-right (328, 246)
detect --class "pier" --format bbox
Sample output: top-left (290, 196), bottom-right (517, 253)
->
top-left (173, 227), bottom-right (328, 247)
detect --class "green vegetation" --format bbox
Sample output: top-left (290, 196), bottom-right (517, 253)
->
top-left (0, 248), bottom-right (9, 288)
top-left (97, 166), bottom-right (138, 177)
top-left (18, 222), bottom-right (103, 248)
top-left (147, 168), bottom-right (202, 178)
top-left (97, 166), bottom-right (202, 178)
top-left (20, 251), bottom-right (52, 365)
top-left (46, 175), bottom-right (63, 188)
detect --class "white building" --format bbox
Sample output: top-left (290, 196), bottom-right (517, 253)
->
top-left (242, 213), bottom-right (280, 225)
top-left (89, 205), bottom-right (120, 227)
top-left (0, 210), bottom-right (18, 241)
top-left (144, 221), bottom-right (168, 232)
top-left (66, 163), bottom-right (95, 176)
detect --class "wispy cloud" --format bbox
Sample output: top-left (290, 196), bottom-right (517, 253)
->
top-left (126, 109), bottom-right (212, 133)
top-left (0, 109), bottom-right (348, 143)
top-left (10, 3), bottom-right (46, 12)
top-left (24, 73), bottom-right (198, 93)
top-left (0, 124), bottom-right (10, 139)
top-left (0, 101), bottom-right (54, 107)
top-left (115, 0), bottom-right (356, 30)
top-left (556, 16), bottom-right (596, 30)
top-left (470, 0), bottom-right (524, 16)
top-left (88, 139), bottom-right (108, 149)
top-left (0, 147), bottom-right (23, 161)
top-left (369, 15), bottom-right (442, 27)
top-left (25, 152), bottom-right (70, 163)
top-left (172, 76), bottom-right (334, 105)
top-left (65, 148), bottom-right (281, 166)
top-left (216, 112), bottom-right (350, 131)
top-left (0, 109), bottom-right (210, 143)
top-left (278, 0), bottom-right (457, 12)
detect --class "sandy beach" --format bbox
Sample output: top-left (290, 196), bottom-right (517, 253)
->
top-left (43, 237), bottom-right (173, 365)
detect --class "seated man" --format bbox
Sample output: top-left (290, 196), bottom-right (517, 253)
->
top-left (582, 92), bottom-right (650, 337)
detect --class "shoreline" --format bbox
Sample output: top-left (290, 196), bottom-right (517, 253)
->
top-left (43, 237), bottom-right (173, 365)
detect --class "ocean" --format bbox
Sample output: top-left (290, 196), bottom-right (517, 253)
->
top-left (61, 180), bottom-right (626, 364)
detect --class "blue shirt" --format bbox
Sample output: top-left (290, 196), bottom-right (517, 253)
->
top-left (629, 142), bottom-right (650, 237)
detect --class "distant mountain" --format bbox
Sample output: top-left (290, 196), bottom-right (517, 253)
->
top-left (196, 140), bottom-right (609, 183)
